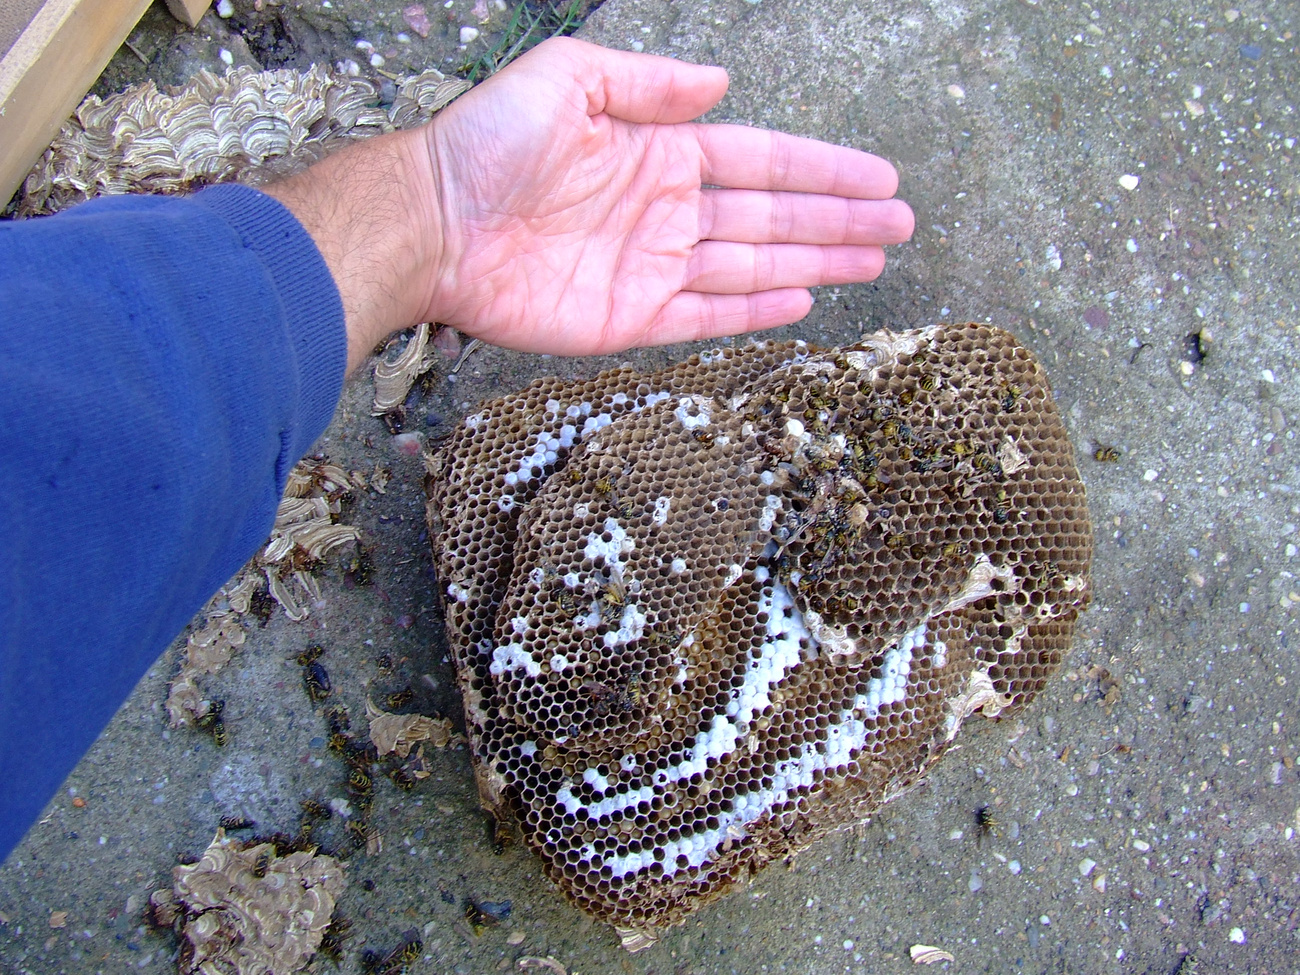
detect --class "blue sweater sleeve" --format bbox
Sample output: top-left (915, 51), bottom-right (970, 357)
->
top-left (0, 184), bottom-right (347, 862)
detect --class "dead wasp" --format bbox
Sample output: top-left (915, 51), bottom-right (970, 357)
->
top-left (973, 452), bottom-right (1003, 477)
top-left (1092, 441), bottom-right (1121, 462)
top-left (374, 653), bottom-right (394, 676)
top-left (919, 372), bottom-right (938, 391)
top-left (880, 418), bottom-right (900, 439)
top-left (385, 686), bottom-right (414, 710)
top-left (325, 705), bottom-right (351, 734)
top-left (465, 900), bottom-right (510, 934)
top-left (248, 587), bottom-right (275, 625)
top-left (691, 428), bottom-right (717, 447)
top-left (390, 936), bottom-right (423, 967)
top-left (386, 765), bottom-right (419, 791)
top-left (491, 815), bottom-right (515, 855)
top-left (834, 589), bottom-right (862, 612)
top-left (196, 698), bottom-right (225, 729)
top-left (848, 440), bottom-right (877, 472)
top-left (219, 815), bottom-right (255, 830)
top-left (318, 914), bottom-right (352, 962)
top-left (296, 644), bottom-right (324, 666)
top-left (885, 533), bottom-right (907, 550)
top-left (553, 587), bottom-right (578, 617)
top-left (345, 547), bottom-right (375, 587)
top-left (624, 670), bottom-right (643, 709)
top-left (593, 476), bottom-right (615, 496)
top-left (347, 766), bottom-right (372, 792)
top-left (303, 662), bottom-right (332, 703)
top-left (948, 438), bottom-right (974, 459)
top-left (898, 389), bottom-right (915, 407)
top-left (975, 805), bottom-right (1000, 846)
top-left (990, 487), bottom-right (1013, 524)
top-left (807, 389), bottom-right (837, 411)
top-left (251, 850), bottom-right (272, 878)
top-left (613, 494), bottom-right (637, 519)
top-left (1000, 383), bottom-right (1023, 412)
top-left (365, 934), bottom-right (422, 972)
top-left (211, 720), bottom-right (228, 748)
top-left (940, 540), bottom-right (970, 560)
top-left (345, 820), bottom-right (370, 849)
top-left (301, 797), bottom-right (331, 821)
top-left (598, 577), bottom-right (627, 621)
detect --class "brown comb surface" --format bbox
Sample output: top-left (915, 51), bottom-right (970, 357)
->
top-left (425, 325), bottom-right (1092, 948)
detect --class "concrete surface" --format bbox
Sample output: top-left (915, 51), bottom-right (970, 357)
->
top-left (2, 1), bottom-right (1298, 973)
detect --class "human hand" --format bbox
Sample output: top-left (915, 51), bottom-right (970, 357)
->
top-left (412, 37), bottom-right (914, 356)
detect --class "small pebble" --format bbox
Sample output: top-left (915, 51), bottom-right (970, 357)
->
top-left (216, 0), bottom-right (234, 16)
top-left (1261, 369), bottom-right (1276, 383)
top-left (1143, 469), bottom-right (1159, 481)
top-left (404, 4), bottom-right (432, 37)
top-left (1132, 838), bottom-right (1151, 852)
top-left (1092, 872), bottom-right (1107, 892)
top-left (1126, 238), bottom-right (1138, 253)
top-left (1078, 857), bottom-right (1097, 876)
top-left (370, 52), bottom-right (386, 68)
top-left (1118, 174), bottom-right (1140, 191)
top-left (460, 26), bottom-right (480, 44)
top-left (507, 930), bottom-right (526, 945)
top-left (968, 871), bottom-right (983, 893)
top-left (1008, 860), bottom-right (1021, 875)
top-left (1224, 8), bottom-right (1239, 21)
top-left (1229, 927), bottom-right (1246, 944)
top-left (1184, 99), bottom-right (1205, 117)
top-left (947, 84), bottom-right (965, 99)
top-left (218, 48), bottom-right (234, 66)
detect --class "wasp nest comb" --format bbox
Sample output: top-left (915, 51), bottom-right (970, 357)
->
top-left (18, 65), bottom-right (469, 217)
top-left (425, 323), bottom-right (1092, 948)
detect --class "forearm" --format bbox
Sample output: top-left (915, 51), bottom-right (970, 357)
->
top-left (0, 187), bottom-right (346, 862)
top-left (261, 128), bottom-right (445, 374)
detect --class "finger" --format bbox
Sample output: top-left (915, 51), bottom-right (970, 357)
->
top-left (683, 241), bottom-right (886, 294)
top-left (636, 289), bottom-right (814, 347)
top-left (696, 125), bottom-right (899, 199)
top-left (538, 37), bottom-right (729, 124)
top-left (699, 190), bottom-right (915, 246)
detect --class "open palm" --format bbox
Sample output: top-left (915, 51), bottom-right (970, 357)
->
top-left (416, 38), bottom-right (913, 355)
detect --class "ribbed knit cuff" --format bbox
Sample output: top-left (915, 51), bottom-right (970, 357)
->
top-left (190, 183), bottom-right (347, 465)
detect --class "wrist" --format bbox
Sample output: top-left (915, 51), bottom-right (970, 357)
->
top-left (263, 128), bottom-right (444, 374)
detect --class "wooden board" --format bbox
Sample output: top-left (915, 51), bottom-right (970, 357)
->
top-left (0, 0), bottom-right (153, 206)
top-left (163, 0), bottom-right (212, 29)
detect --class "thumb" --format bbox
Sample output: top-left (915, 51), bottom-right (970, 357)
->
top-left (536, 36), bottom-right (729, 124)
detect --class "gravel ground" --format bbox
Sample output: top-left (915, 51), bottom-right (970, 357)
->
top-left (2, 1), bottom-right (1298, 974)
